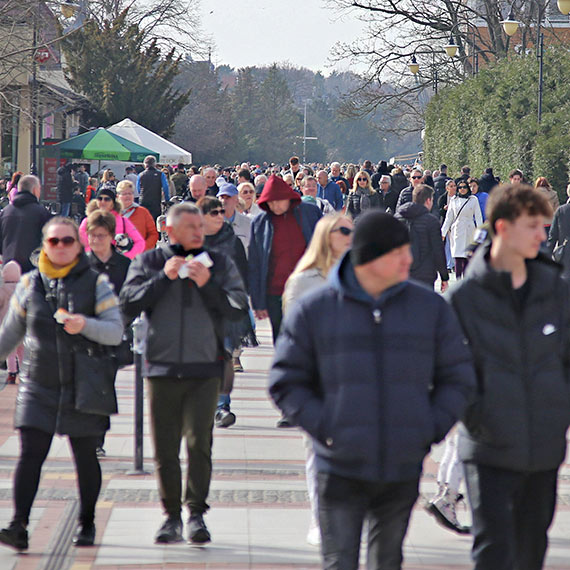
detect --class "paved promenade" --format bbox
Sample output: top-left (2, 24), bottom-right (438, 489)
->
top-left (0, 320), bottom-right (569, 569)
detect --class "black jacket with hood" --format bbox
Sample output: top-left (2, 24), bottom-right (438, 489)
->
top-left (447, 245), bottom-right (570, 472)
top-left (396, 202), bottom-right (449, 285)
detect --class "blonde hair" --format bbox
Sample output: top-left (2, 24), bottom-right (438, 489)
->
top-left (345, 164), bottom-right (357, 179)
top-left (116, 180), bottom-right (134, 194)
top-left (287, 214), bottom-right (352, 281)
top-left (350, 170), bottom-right (374, 194)
top-left (101, 169), bottom-right (114, 183)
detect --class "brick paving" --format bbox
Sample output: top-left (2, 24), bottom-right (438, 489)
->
top-left (0, 319), bottom-right (568, 569)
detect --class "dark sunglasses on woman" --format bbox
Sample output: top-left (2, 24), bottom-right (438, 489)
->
top-left (45, 236), bottom-right (76, 247)
top-left (208, 209), bottom-right (225, 217)
top-left (96, 196), bottom-right (113, 202)
top-left (331, 226), bottom-right (353, 236)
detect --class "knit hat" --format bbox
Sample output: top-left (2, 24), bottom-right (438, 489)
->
top-left (350, 211), bottom-right (410, 266)
top-left (96, 187), bottom-right (116, 200)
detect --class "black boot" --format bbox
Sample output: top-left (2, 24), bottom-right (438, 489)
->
top-left (188, 512), bottom-right (211, 544)
top-left (73, 523), bottom-right (96, 547)
top-left (155, 516), bottom-right (183, 544)
top-left (0, 521), bottom-right (28, 551)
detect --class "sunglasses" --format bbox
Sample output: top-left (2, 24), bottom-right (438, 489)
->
top-left (331, 226), bottom-right (353, 236)
top-left (96, 196), bottom-right (113, 202)
top-left (357, 178), bottom-right (368, 182)
top-left (208, 209), bottom-right (225, 216)
top-left (458, 185), bottom-right (468, 190)
top-left (45, 236), bottom-right (76, 247)
top-left (240, 190), bottom-right (254, 195)
top-left (411, 176), bottom-right (422, 180)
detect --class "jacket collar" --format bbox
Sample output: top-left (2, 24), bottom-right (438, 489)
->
top-left (329, 251), bottom-right (408, 306)
top-left (465, 242), bottom-right (561, 301)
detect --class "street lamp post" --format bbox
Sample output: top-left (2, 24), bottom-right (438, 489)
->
top-left (443, 22), bottom-right (480, 76)
top-left (408, 45), bottom-right (439, 94)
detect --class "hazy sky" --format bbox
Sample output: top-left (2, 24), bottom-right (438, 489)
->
top-left (200, 0), bottom-right (364, 73)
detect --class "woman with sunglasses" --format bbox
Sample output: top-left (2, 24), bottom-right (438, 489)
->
top-left (197, 196), bottom-right (249, 429)
top-left (282, 213), bottom-right (353, 547)
top-left (0, 217), bottom-right (123, 551)
top-left (441, 181), bottom-right (483, 278)
top-left (346, 170), bottom-right (380, 220)
top-left (79, 188), bottom-right (145, 259)
top-left (238, 182), bottom-right (262, 217)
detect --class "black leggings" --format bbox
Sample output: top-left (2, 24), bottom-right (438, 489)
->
top-left (13, 427), bottom-right (101, 527)
top-left (455, 257), bottom-right (469, 279)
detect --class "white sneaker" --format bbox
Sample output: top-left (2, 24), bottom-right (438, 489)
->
top-left (306, 524), bottom-right (321, 546)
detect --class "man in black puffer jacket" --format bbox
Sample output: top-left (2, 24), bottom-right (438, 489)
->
top-left (396, 184), bottom-right (449, 291)
top-left (0, 175), bottom-right (51, 272)
top-left (270, 211), bottom-right (475, 569)
top-left (447, 184), bottom-right (570, 570)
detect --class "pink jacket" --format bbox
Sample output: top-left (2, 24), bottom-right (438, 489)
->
top-left (79, 210), bottom-right (145, 259)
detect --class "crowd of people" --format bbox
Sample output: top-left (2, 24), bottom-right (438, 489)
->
top-left (0, 155), bottom-right (567, 570)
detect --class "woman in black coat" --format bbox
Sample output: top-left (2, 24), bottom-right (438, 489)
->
top-left (0, 217), bottom-right (123, 551)
top-left (197, 196), bottom-right (251, 429)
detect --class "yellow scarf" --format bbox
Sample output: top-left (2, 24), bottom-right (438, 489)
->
top-left (38, 249), bottom-right (80, 279)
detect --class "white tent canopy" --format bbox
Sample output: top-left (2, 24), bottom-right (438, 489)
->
top-left (107, 118), bottom-right (192, 165)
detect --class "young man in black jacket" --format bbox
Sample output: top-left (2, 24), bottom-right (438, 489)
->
top-left (120, 203), bottom-right (248, 546)
top-left (447, 184), bottom-right (570, 569)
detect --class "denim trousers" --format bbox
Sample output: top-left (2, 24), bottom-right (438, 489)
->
top-left (464, 462), bottom-right (558, 570)
top-left (317, 472), bottom-right (419, 570)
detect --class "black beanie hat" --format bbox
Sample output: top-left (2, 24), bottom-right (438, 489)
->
top-left (96, 187), bottom-right (116, 201)
top-left (350, 210), bottom-right (410, 266)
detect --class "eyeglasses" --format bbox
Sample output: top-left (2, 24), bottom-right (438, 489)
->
top-left (45, 236), bottom-right (76, 247)
top-left (240, 190), bottom-right (254, 195)
top-left (357, 178), bottom-right (368, 182)
top-left (96, 196), bottom-right (113, 202)
top-left (208, 209), bottom-right (225, 216)
top-left (411, 176), bottom-right (422, 180)
top-left (458, 185), bottom-right (468, 190)
top-left (88, 232), bottom-right (111, 240)
top-left (331, 226), bottom-right (353, 236)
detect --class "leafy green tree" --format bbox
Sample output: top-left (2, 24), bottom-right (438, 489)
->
top-left (63, 9), bottom-right (189, 136)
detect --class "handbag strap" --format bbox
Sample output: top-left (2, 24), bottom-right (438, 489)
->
top-left (449, 197), bottom-right (471, 230)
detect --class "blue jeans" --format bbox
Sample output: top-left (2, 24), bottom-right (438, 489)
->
top-left (60, 202), bottom-right (71, 217)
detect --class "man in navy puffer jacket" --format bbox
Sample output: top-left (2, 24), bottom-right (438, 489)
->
top-left (269, 211), bottom-right (475, 570)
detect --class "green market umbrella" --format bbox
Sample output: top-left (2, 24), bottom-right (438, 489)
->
top-left (42, 127), bottom-right (160, 163)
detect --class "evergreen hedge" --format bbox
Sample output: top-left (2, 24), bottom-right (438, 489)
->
top-left (424, 47), bottom-right (570, 200)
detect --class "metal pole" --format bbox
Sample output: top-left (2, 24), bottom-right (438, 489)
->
top-left (538, 32), bottom-right (544, 124)
top-left (127, 316), bottom-right (149, 475)
top-left (303, 101), bottom-right (307, 164)
top-left (30, 2), bottom-right (38, 175)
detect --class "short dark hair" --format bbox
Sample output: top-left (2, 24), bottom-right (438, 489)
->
top-left (487, 184), bottom-right (552, 234)
top-left (289, 156), bottom-right (299, 166)
top-left (86, 209), bottom-right (116, 235)
top-left (412, 184), bottom-right (434, 206)
top-left (509, 169), bottom-right (523, 179)
top-left (440, 164), bottom-right (447, 171)
top-left (196, 196), bottom-right (222, 214)
top-left (238, 169), bottom-right (251, 182)
top-left (461, 165), bottom-right (470, 175)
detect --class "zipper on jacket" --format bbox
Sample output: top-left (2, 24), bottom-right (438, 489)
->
top-left (515, 294), bottom-right (532, 469)
top-left (373, 306), bottom-right (384, 479)
top-left (373, 309), bottom-right (382, 324)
